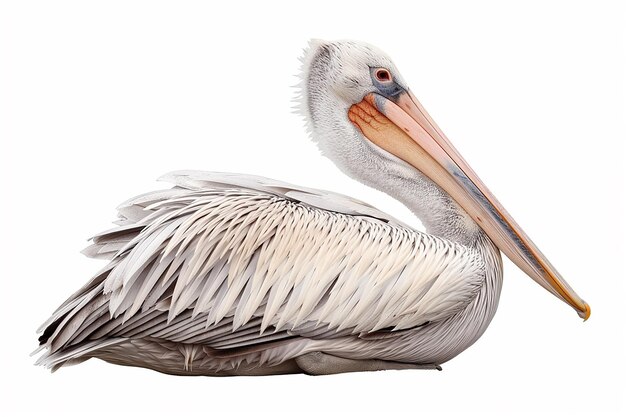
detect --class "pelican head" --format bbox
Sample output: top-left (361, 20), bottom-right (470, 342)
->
top-left (298, 39), bottom-right (590, 320)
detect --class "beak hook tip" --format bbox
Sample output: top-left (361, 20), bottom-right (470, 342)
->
top-left (580, 301), bottom-right (591, 321)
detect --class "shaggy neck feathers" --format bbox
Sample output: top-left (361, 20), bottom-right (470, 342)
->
top-left (298, 41), bottom-right (483, 248)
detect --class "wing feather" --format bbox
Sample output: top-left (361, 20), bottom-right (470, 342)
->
top-left (36, 171), bottom-right (485, 369)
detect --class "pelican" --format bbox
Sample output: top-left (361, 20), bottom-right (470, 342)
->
top-left (35, 39), bottom-right (589, 376)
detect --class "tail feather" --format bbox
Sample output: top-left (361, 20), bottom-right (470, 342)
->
top-left (36, 338), bottom-right (127, 370)
top-left (34, 188), bottom-right (176, 371)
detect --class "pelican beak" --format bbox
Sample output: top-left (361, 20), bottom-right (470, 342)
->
top-left (348, 91), bottom-right (590, 320)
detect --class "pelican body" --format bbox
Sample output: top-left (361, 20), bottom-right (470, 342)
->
top-left (35, 40), bottom-right (589, 376)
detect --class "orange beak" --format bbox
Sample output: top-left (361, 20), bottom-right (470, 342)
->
top-left (348, 92), bottom-right (590, 320)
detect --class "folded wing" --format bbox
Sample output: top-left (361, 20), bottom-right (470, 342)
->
top-left (36, 171), bottom-right (485, 370)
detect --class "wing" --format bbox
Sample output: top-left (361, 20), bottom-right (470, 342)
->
top-left (36, 171), bottom-right (485, 369)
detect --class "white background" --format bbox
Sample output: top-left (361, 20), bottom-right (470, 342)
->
top-left (1, 1), bottom-right (624, 416)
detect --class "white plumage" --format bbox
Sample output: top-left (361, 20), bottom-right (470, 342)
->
top-left (35, 39), bottom-right (587, 375)
top-left (36, 171), bottom-right (491, 373)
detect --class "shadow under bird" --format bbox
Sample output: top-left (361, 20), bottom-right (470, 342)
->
top-left (35, 40), bottom-right (590, 376)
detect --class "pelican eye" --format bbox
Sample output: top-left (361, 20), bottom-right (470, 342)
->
top-left (375, 68), bottom-right (392, 82)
